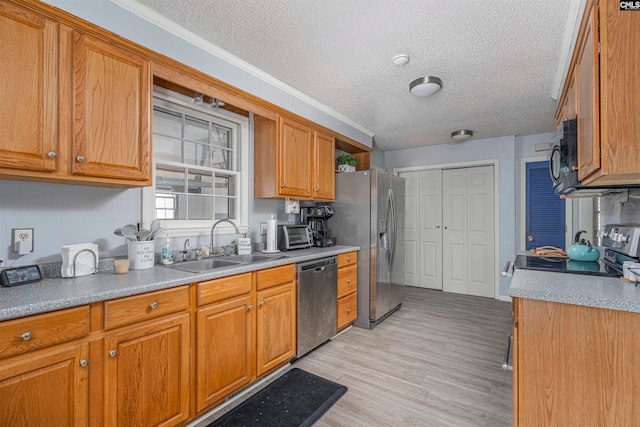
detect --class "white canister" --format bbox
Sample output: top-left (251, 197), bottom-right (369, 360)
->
top-left (128, 241), bottom-right (155, 270)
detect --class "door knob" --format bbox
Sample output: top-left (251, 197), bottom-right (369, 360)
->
top-left (527, 236), bottom-right (534, 242)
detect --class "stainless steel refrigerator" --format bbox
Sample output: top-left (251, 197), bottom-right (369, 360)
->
top-left (330, 170), bottom-right (405, 329)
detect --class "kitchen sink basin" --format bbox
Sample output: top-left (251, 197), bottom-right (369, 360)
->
top-left (224, 254), bottom-right (285, 263)
top-left (165, 258), bottom-right (243, 273)
top-left (164, 253), bottom-right (286, 273)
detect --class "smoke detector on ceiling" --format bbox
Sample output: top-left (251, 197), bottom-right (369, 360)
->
top-left (393, 54), bottom-right (409, 66)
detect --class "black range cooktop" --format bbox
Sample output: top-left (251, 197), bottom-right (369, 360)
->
top-left (514, 255), bottom-right (621, 277)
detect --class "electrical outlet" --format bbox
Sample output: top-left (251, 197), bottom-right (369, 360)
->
top-left (260, 222), bottom-right (268, 235)
top-left (12, 228), bottom-right (34, 253)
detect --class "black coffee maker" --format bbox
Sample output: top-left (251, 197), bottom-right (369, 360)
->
top-left (300, 205), bottom-right (337, 247)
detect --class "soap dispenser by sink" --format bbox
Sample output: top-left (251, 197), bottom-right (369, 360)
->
top-left (567, 230), bottom-right (600, 262)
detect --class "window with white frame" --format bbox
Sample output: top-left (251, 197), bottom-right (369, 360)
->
top-left (142, 86), bottom-right (249, 236)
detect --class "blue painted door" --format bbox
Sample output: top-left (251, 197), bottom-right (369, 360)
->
top-left (526, 161), bottom-right (566, 249)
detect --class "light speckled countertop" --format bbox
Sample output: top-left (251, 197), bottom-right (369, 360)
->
top-left (0, 246), bottom-right (358, 322)
top-left (509, 268), bottom-right (640, 313)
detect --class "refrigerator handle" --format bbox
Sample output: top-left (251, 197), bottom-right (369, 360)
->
top-left (388, 188), bottom-right (396, 267)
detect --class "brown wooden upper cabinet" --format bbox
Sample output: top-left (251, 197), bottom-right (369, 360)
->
top-left (0, 1), bottom-right (152, 187)
top-left (557, 0), bottom-right (640, 187)
top-left (254, 114), bottom-right (336, 201)
top-left (0, 2), bottom-right (59, 173)
top-left (71, 31), bottom-right (151, 183)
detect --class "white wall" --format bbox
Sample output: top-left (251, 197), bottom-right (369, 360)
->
top-left (385, 135), bottom-right (516, 298)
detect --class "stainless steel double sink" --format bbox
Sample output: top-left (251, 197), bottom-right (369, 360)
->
top-left (164, 253), bottom-right (286, 273)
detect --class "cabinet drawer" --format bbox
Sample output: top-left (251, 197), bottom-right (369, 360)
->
top-left (338, 265), bottom-right (357, 297)
top-left (0, 306), bottom-right (90, 359)
top-left (197, 273), bottom-right (252, 306)
top-left (337, 252), bottom-right (357, 268)
top-left (104, 286), bottom-right (189, 330)
top-left (337, 292), bottom-right (357, 330)
top-left (256, 264), bottom-right (295, 290)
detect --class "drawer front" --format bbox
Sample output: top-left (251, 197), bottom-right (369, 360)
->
top-left (337, 252), bottom-right (357, 268)
top-left (337, 265), bottom-right (357, 297)
top-left (197, 273), bottom-right (252, 306)
top-left (337, 292), bottom-right (357, 330)
top-left (0, 306), bottom-right (90, 359)
top-left (256, 264), bottom-right (295, 290)
top-left (104, 286), bottom-right (189, 330)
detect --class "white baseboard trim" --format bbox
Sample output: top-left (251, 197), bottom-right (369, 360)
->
top-left (498, 295), bottom-right (513, 302)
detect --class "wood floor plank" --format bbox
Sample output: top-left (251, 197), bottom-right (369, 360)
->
top-left (195, 286), bottom-right (513, 426)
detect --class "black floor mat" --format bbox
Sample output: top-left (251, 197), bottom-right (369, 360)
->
top-left (208, 368), bottom-right (347, 427)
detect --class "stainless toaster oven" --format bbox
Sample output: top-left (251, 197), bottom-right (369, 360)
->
top-left (278, 224), bottom-right (313, 251)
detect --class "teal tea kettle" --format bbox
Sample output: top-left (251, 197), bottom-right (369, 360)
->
top-left (567, 230), bottom-right (600, 262)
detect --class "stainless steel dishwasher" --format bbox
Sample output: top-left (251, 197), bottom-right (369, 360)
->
top-left (296, 256), bottom-right (338, 358)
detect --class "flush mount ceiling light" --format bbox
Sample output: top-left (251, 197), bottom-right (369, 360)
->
top-left (450, 129), bottom-right (473, 142)
top-left (393, 54), bottom-right (409, 66)
top-left (409, 76), bottom-right (442, 97)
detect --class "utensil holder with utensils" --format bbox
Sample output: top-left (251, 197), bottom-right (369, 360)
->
top-left (128, 241), bottom-right (155, 269)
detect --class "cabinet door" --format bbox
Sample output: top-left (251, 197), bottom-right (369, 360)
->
top-left (0, 343), bottom-right (88, 426)
top-left (0, 3), bottom-right (58, 172)
top-left (256, 282), bottom-right (296, 376)
top-left (196, 294), bottom-right (255, 411)
top-left (575, 4), bottom-right (600, 182)
top-left (104, 313), bottom-right (189, 427)
top-left (313, 130), bottom-right (335, 200)
top-left (278, 116), bottom-right (313, 198)
top-left (72, 31), bottom-right (151, 183)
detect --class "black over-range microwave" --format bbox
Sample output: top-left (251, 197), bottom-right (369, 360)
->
top-left (548, 119), bottom-right (636, 197)
top-left (549, 119), bottom-right (579, 196)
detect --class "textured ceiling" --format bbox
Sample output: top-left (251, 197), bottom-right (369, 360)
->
top-left (135, 0), bottom-right (572, 151)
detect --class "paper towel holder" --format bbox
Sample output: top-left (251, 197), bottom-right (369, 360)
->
top-left (71, 249), bottom-right (98, 278)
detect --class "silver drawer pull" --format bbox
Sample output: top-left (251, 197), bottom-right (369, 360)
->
top-left (248, 305), bottom-right (254, 311)
top-left (80, 359), bottom-right (89, 368)
top-left (150, 302), bottom-right (158, 310)
top-left (21, 332), bottom-right (32, 341)
top-left (109, 350), bottom-right (117, 358)
top-left (76, 155), bottom-right (85, 163)
top-left (48, 151), bottom-right (57, 159)
top-left (259, 301), bottom-right (266, 307)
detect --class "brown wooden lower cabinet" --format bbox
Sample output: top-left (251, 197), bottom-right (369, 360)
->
top-left (337, 251), bottom-right (358, 330)
top-left (256, 282), bottom-right (296, 376)
top-left (513, 297), bottom-right (640, 426)
top-left (196, 293), bottom-right (255, 411)
top-left (0, 343), bottom-right (89, 426)
top-left (104, 313), bottom-right (190, 427)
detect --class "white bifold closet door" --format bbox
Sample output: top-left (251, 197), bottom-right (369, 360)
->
top-left (401, 166), bottom-right (494, 297)
top-left (442, 166), bottom-right (495, 297)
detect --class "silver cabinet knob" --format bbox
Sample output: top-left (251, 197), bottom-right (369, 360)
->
top-left (347, 257), bottom-right (351, 262)
top-left (248, 305), bottom-right (254, 311)
top-left (347, 280), bottom-right (352, 284)
top-left (527, 236), bottom-right (534, 242)
top-left (347, 309), bottom-right (351, 314)
top-left (259, 301), bottom-right (266, 307)
top-left (280, 183), bottom-right (285, 188)
top-left (109, 350), bottom-right (117, 358)
top-left (48, 151), bottom-right (57, 159)
top-left (76, 155), bottom-right (85, 163)
top-left (150, 302), bottom-right (158, 310)
top-left (21, 332), bottom-right (32, 341)
top-left (315, 188), bottom-right (319, 192)
top-left (80, 359), bottom-right (89, 367)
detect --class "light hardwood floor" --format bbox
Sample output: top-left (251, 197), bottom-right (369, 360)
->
top-left (196, 286), bottom-right (513, 427)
